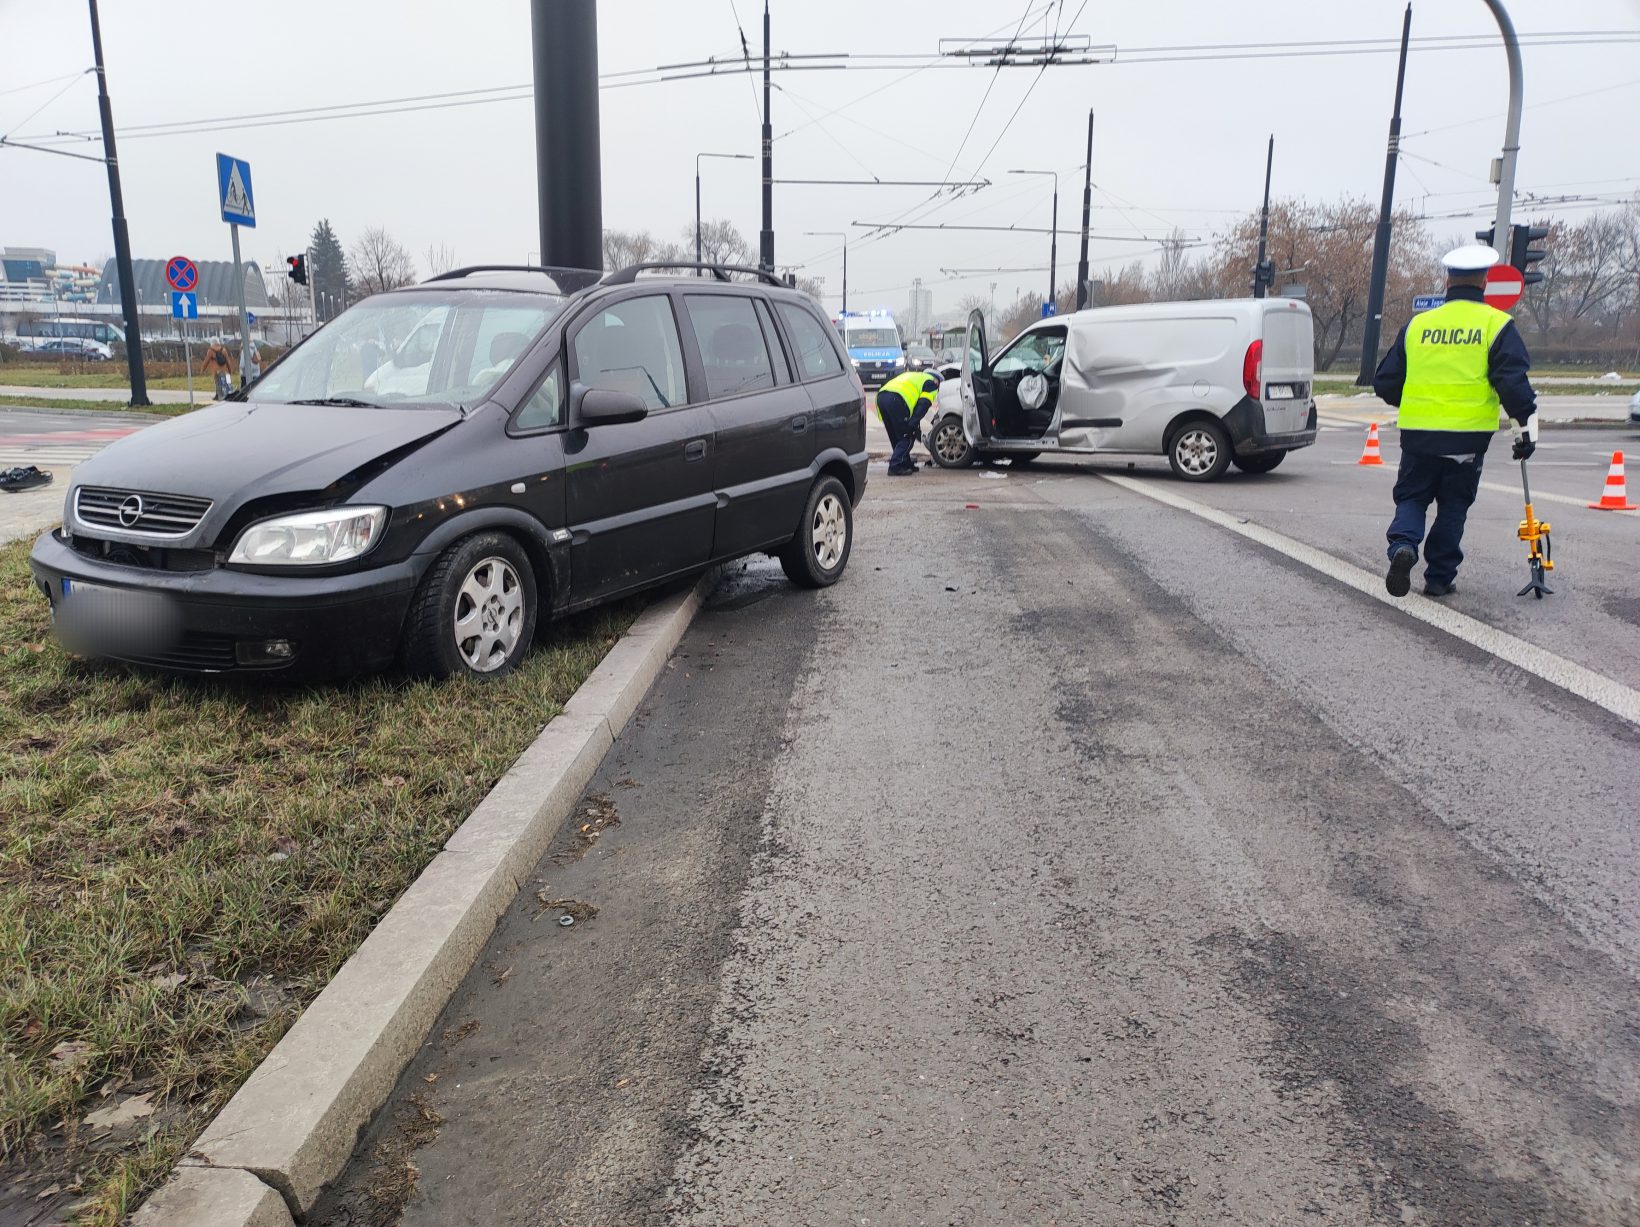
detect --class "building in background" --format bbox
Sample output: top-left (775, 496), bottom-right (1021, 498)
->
top-left (96, 258), bottom-right (270, 313)
top-left (0, 246), bottom-right (57, 303)
top-left (906, 281), bottom-right (933, 339)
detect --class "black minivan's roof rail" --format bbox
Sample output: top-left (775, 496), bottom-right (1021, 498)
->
top-left (602, 262), bottom-right (789, 287)
top-left (425, 264), bottom-right (603, 288)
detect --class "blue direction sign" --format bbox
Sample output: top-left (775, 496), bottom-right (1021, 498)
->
top-left (1413, 294), bottom-right (1445, 311)
top-left (1041, 301), bottom-right (1058, 318)
top-left (216, 153), bottom-right (256, 227)
top-left (171, 291), bottom-right (199, 320)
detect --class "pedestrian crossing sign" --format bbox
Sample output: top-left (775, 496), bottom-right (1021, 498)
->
top-left (216, 153), bottom-right (256, 228)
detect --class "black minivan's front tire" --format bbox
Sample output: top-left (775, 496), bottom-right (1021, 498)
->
top-left (779, 476), bottom-right (853, 589)
top-left (1232, 449), bottom-right (1288, 474)
top-left (1168, 420), bottom-right (1233, 482)
top-left (400, 532), bottom-right (538, 680)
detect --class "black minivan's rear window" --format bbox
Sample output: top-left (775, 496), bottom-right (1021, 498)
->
top-left (684, 295), bottom-right (777, 400)
top-left (775, 302), bottom-right (845, 380)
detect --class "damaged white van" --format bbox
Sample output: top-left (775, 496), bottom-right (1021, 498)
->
top-left (929, 299), bottom-right (1317, 481)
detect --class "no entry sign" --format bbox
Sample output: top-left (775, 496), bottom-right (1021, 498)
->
top-left (1484, 264), bottom-right (1524, 312)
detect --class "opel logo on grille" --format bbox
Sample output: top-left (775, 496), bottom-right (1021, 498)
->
top-left (117, 495), bottom-right (144, 527)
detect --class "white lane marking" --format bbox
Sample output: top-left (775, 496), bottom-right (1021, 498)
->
top-left (1099, 472), bottom-right (1640, 728)
top-left (1479, 479), bottom-right (1638, 513)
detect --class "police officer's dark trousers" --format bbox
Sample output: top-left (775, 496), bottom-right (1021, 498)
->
top-left (1386, 450), bottom-right (1484, 586)
top-left (878, 390), bottom-right (920, 474)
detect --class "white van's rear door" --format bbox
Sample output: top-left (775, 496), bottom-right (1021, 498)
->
top-left (1259, 301), bottom-right (1314, 435)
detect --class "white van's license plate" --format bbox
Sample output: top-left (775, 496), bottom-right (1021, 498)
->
top-left (1265, 385), bottom-right (1296, 399)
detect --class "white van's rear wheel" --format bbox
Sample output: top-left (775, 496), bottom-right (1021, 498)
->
top-left (1169, 421), bottom-right (1233, 482)
top-left (1233, 450), bottom-right (1287, 475)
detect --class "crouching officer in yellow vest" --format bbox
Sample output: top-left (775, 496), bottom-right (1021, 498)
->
top-left (1373, 244), bottom-right (1538, 598)
top-left (877, 369), bottom-right (941, 476)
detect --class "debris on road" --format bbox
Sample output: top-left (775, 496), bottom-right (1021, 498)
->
top-left (536, 893), bottom-right (600, 924)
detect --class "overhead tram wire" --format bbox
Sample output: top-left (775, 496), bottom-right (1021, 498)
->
top-left (13, 28), bottom-right (1640, 149)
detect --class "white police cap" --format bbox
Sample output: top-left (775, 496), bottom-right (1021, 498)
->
top-left (1441, 244), bottom-right (1500, 272)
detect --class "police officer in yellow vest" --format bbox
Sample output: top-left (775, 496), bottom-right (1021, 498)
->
top-left (1373, 244), bottom-right (1538, 597)
top-left (878, 369), bottom-right (941, 476)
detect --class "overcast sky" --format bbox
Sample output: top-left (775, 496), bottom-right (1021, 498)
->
top-left (4, 0), bottom-right (1638, 317)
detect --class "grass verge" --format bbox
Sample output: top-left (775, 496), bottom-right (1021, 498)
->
top-left (0, 372), bottom-right (197, 393)
top-left (0, 538), bottom-right (641, 1223)
top-left (0, 395), bottom-right (189, 417)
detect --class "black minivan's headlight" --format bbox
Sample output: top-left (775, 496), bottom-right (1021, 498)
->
top-left (228, 506), bottom-right (388, 566)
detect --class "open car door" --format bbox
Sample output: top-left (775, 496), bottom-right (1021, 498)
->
top-left (960, 308), bottom-right (992, 443)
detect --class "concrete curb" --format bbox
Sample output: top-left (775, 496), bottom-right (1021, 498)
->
top-left (134, 570), bottom-right (719, 1225)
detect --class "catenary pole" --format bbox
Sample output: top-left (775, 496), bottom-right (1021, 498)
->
top-left (1358, 4), bottom-right (1412, 385)
top-left (88, 0), bottom-right (148, 406)
top-left (1253, 135), bottom-right (1273, 299)
top-left (1075, 110), bottom-right (1094, 310)
top-left (531, 0), bottom-right (602, 271)
top-left (759, 1), bottom-right (775, 273)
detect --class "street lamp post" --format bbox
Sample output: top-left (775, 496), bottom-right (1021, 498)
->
top-left (803, 231), bottom-right (848, 312)
top-left (1009, 168), bottom-right (1059, 309)
top-left (696, 152), bottom-right (754, 273)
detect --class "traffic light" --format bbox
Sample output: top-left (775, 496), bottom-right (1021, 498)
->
top-left (1474, 226), bottom-right (1495, 250)
top-left (1510, 223), bottom-right (1550, 286)
top-left (1251, 259), bottom-right (1274, 296)
top-left (286, 254), bottom-right (308, 286)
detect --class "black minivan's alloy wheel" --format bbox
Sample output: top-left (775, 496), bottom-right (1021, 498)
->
top-left (401, 531), bottom-right (538, 679)
top-left (779, 475), bottom-right (853, 588)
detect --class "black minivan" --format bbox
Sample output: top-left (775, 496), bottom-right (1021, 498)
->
top-left (29, 264), bottom-right (868, 679)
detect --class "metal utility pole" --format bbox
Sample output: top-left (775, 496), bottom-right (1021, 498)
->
top-left (88, 0), bottom-right (148, 406)
top-left (1358, 4), bottom-right (1412, 385)
top-left (1483, 0), bottom-right (1523, 262)
top-left (758, 2), bottom-right (775, 273)
top-left (1075, 110), bottom-right (1094, 310)
top-left (1252, 135), bottom-right (1274, 298)
top-left (1009, 169), bottom-right (1059, 308)
top-left (531, 0), bottom-right (602, 271)
top-left (697, 152), bottom-right (753, 272)
top-left (803, 231), bottom-right (847, 311)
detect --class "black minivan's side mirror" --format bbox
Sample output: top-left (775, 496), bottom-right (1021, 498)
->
top-left (572, 380), bottom-right (649, 426)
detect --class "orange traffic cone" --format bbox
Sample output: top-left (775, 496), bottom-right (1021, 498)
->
top-left (1588, 451), bottom-right (1638, 510)
top-left (1358, 422), bottom-right (1384, 466)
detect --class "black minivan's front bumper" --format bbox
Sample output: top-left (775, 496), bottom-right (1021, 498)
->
top-left (1224, 397), bottom-right (1319, 456)
top-left (29, 529), bottom-right (420, 676)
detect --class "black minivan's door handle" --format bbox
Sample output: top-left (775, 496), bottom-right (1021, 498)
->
top-left (790, 415), bottom-right (809, 433)
top-left (684, 439), bottom-right (707, 461)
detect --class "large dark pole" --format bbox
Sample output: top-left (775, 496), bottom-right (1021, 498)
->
top-left (1252, 135), bottom-right (1274, 298)
top-left (1048, 181), bottom-right (1058, 310)
top-left (758, 1), bottom-right (774, 273)
top-left (841, 238), bottom-right (847, 312)
top-left (531, 0), bottom-right (602, 271)
top-left (88, 0), bottom-right (148, 406)
top-left (1358, 4), bottom-right (1413, 385)
top-left (695, 161), bottom-right (702, 269)
top-left (1075, 110), bottom-right (1094, 310)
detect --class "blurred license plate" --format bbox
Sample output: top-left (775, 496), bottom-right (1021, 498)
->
top-left (1265, 384), bottom-right (1296, 399)
top-left (56, 579), bottom-right (176, 652)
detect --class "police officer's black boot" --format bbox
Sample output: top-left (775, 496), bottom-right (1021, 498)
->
top-left (1386, 546), bottom-right (1416, 598)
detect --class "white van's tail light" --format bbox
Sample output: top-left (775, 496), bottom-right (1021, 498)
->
top-left (1242, 340), bottom-right (1263, 400)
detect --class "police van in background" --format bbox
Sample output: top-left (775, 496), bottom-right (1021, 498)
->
top-left (835, 309), bottom-right (904, 388)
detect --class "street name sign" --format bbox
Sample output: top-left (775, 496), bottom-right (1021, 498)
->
top-left (1413, 294), bottom-right (1445, 311)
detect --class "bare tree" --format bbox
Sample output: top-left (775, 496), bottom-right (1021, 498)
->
top-left (349, 227), bottom-right (418, 296)
top-left (686, 218), bottom-right (752, 269)
top-left (424, 244), bottom-right (459, 277)
top-left (603, 229), bottom-right (680, 272)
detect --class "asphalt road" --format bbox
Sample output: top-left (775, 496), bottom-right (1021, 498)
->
top-left (314, 428), bottom-right (1640, 1227)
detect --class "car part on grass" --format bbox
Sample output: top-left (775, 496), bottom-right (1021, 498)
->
top-left (0, 465), bottom-right (54, 493)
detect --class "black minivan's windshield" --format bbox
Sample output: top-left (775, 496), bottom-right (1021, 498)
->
top-left (249, 291), bottom-right (565, 407)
